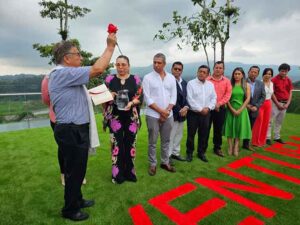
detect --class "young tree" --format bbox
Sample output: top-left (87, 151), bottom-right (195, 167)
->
top-left (33, 0), bottom-right (91, 65)
top-left (154, 0), bottom-right (239, 64)
top-left (38, 0), bottom-right (90, 40)
top-left (193, 0), bottom-right (239, 62)
top-left (33, 0), bottom-right (111, 88)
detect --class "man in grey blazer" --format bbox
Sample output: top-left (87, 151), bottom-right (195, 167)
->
top-left (243, 66), bottom-right (266, 150)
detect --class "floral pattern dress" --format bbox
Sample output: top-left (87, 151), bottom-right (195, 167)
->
top-left (103, 74), bottom-right (143, 184)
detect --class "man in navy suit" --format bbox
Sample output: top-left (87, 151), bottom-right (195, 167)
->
top-left (169, 62), bottom-right (189, 162)
top-left (243, 65), bottom-right (266, 150)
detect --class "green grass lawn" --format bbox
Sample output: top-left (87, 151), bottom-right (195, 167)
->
top-left (0, 114), bottom-right (300, 225)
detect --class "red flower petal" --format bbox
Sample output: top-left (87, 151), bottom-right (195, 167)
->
top-left (107, 23), bottom-right (118, 34)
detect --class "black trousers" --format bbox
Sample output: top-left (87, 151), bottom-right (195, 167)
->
top-left (243, 112), bottom-right (257, 147)
top-left (207, 106), bottom-right (226, 151)
top-left (50, 121), bottom-right (64, 174)
top-left (186, 111), bottom-right (210, 156)
top-left (54, 123), bottom-right (89, 215)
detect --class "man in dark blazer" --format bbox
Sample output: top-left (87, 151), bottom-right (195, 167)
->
top-left (243, 66), bottom-right (266, 150)
top-left (169, 61), bottom-right (189, 162)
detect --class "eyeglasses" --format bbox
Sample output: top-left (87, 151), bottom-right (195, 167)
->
top-left (173, 68), bottom-right (182, 71)
top-left (65, 52), bottom-right (81, 57)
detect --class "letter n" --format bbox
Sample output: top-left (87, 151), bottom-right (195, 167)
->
top-left (195, 168), bottom-right (293, 218)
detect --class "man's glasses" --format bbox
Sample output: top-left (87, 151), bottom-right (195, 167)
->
top-left (173, 68), bottom-right (182, 71)
top-left (65, 52), bottom-right (81, 57)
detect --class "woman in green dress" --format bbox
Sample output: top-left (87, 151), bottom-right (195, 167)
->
top-left (224, 67), bottom-right (251, 156)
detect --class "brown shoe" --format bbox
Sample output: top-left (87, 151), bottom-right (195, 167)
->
top-left (148, 166), bottom-right (156, 176)
top-left (160, 164), bottom-right (176, 173)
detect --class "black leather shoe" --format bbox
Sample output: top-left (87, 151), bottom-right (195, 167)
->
top-left (171, 154), bottom-right (186, 161)
top-left (198, 154), bottom-right (208, 162)
top-left (80, 199), bottom-right (95, 208)
top-left (274, 139), bottom-right (286, 144)
top-left (186, 154), bottom-right (193, 162)
top-left (214, 150), bottom-right (224, 157)
top-left (62, 211), bottom-right (89, 221)
top-left (266, 139), bottom-right (272, 145)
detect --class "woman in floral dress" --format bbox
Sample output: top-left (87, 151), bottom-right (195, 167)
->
top-left (103, 55), bottom-right (143, 184)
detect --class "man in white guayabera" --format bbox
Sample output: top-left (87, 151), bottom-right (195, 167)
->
top-left (143, 53), bottom-right (177, 176)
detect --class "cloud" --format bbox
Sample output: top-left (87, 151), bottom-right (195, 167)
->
top-left (0, 0), bottom-right (299, 75)
top-left (231, 48), bottom-right (256, 58)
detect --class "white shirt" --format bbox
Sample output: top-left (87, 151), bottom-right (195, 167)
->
top-left (176, 77), bottom-right (183, 90)
top-left (187, 78), bottom-right (217, 111)
top-left (142, 70), bottom-right (177, 118)
top-left (264, 81), bottom-right (274, 100)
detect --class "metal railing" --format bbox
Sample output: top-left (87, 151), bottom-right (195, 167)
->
top-left (0, 93), bottom-right (48, 132)
top-left (0, 90), bottom-right (299, 132)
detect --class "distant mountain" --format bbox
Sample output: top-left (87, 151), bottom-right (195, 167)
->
top-left (126, 62), bottom-right (300, 82)
top-left (294, 80), bottom-right (300, 89)
top-left (0, 74), bottom-right (43, 94)
top-left (0, 62), bottom-right (299, 94)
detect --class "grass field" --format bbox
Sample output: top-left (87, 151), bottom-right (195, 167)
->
top-left (0, 114), bottom-right (299, 225)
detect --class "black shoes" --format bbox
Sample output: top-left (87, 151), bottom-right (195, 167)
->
top-left (171, 154), bottom-right (186, 161)
top-left (214, 149), bottom-right (224, 157)
top-left (62, 211), bottom-right (89, 221)
top-left (62, 199), bottom-right (94, 221)
top-left (266, 139), bottom-right (272, 145)
top-left (80, 199), bottom-right (95, 208)
top-left (198, 154), bottom-right (208, 163)
top-left (274, 139), bottom-right (286, 144)
top-left (186, 154), bottom-right (193, 162)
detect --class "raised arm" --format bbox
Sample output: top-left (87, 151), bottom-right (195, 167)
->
top-left (89, 33), bottom-right (117, 78)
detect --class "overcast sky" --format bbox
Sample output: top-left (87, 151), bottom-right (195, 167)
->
top-left (0, 0), bottom-right (299, 75)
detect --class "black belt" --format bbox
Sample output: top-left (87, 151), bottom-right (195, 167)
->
top-left (57, 123), bottom-right (89, 128)
top-left (279, 100), bottom-right (287, 103)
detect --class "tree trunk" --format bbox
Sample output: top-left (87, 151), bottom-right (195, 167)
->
top-left (213, 37), bottom-right (216, 65)
top-left (201, 39), bottom-right (210, 68)
top-left (59, 8), bottom-right (63, 40)
top-left (222, 0), bottom-right (231, 62)
top-left (64, 0), bottom-right (68, 40)
top-left (221, 42), bottom-right (225, 62)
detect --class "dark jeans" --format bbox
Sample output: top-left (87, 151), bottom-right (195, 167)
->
top-left (54, 123), bottom-right (89, 215)
top-left (50, 121), bottom-right (64, 174)
top-left (186, 111), bottom-right (210, 156)
top-left (207, 106), bottom-right (226, 151)
top-left (243, 112), bottom-right (257, 147)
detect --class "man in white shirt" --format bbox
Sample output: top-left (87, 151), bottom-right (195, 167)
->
top-left (142, 53), bottom-right (177, 176)
top-left (186, 65), bottom-right (217, 162)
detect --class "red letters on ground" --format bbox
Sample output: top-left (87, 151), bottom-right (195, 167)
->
top-left (128, 136), bottom-right (300, 224)
top-left (238, 216), bottom-right (265, 225)
top-left (148, 183), bottom-right (226, 225)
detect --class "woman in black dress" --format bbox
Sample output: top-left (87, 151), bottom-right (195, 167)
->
top-left (103, 55), bottom-right (143, 184)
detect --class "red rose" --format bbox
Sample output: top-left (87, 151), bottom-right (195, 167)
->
top-left (107, 23), bottom-right (118, 34)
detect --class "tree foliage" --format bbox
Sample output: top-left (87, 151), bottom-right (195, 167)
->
top-left (33, 0), bottom-right (112, 88)
top-left (38, 0), bottom-right (90, 40)
top-left (154, 0), bottom-right (239, 65)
